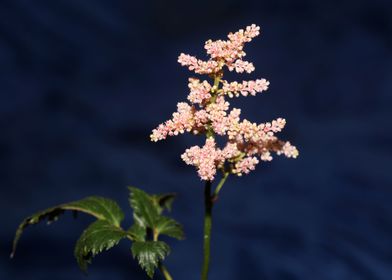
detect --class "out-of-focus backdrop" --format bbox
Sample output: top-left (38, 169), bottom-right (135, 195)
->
top-left (1, 0), bottom-right (391, 279)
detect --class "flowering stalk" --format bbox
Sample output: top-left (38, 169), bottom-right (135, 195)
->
top-left (202, 180), bottom-right (213, 280)
top-left (201, 172), bottom-right (229, 280)
top-left (151, 24), bottom-right (299, 279)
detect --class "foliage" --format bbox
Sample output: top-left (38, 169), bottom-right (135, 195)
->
top-left (12, 187), bottom-right (184, 279)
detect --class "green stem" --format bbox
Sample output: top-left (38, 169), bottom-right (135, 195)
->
top-left (152, 226), bottom-right (173, 280)
top-left (213, 172), bottom-right (229, 198)
top-left (201, 181), bottom-right (213, 280)
top-left (213, 75), bottom-right (221, 89)
top-left (159, 264), bottom-right (173, 280)
top-left (208, 75), bottom-right (222, 106)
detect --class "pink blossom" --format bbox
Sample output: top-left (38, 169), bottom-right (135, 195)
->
top-left (187, 78), bottom-right (212, 104)
top-left (206, 96), bottom-right (230, 135)
top-left (181, 138), bottom-right (224, 181)
top-left (227, 24), bottom-right (260, 44)
top-left (178, 53), bottom-right (220, 74)
top-left (152, 24), bottom-right (298, 180)
top-left (261, 118), bottom-right (286, 133)
top-left (260, 151), bottom-right (273, 161)
top-left (221, 142), bottom-right (241, 159)
top-left (193, 109), bottom-right (209, 133)
top-left (276, 141), bottom-right (299, 158)
top-left (204, 40), bottom-right (236, 61)
top-left (228, 59), bottom-right (255, 73)
top-left (203, 24), bottom-right (260, 70)
top-left (222, 79), bottom-right (270, 97)
top-left (150, 102), bottom-right (195, 142)
top-left (227, 117), bottom-right (288, 151)
top-left (232, 157), bottom-right (259, 176)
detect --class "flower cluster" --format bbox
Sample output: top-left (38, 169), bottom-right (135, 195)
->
top-left (151, 24), bottom-right (298, 181)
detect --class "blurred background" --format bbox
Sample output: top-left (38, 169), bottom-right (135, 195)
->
top-left (1, 0), bottom-right (391, 279)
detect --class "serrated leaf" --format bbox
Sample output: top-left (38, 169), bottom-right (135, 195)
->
top-left (11, 196), bottom-right (124, 258)
top-left (156, 216), bottom-right (184, 240)
top-left (152, 193), bottom-right (176, 214)
top-left (131, 241), bottom-right (170, 278)
top-left (128, 187), bottom-right (159, 228)
top-left (127, 223), bottom-right (146, 242)
top-left (74, 220), bottom-right (127, 272)
top-left (67, 197), bottom-right (124, 226)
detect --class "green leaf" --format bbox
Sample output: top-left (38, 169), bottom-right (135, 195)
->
top-left (74, 220), bottom-right (127, 272)
top-left (152, 193), bottom-right (176, 214)
top-left (131, 241), bottom-right (170, 278)
top-left (127, 223), bottom-right (146, 242)
top-left (128, 187), bottom-right (159, 228)
top-left (11, 196), bottom-right (124, 258)
top-left (67, 197), bottom-right (124, 226)
top-left (156, 216), bottom-right (185, 240)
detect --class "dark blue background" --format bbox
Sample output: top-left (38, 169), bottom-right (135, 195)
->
top-left (1, 0), bottom-right (392, 279)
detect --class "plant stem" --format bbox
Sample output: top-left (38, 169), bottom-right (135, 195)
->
top-left (201, 173), bottom-right (230, 280)
top-left (213, 172), bottom-right (229, 198)
top-left (159, 263), bottom-right (173, 280)
top-left (152, 223), bottom-right (173, 280)
top-left (201, 181), bottom-right (213, 280)
top-left (201, 72), bottom-right (226, 280)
